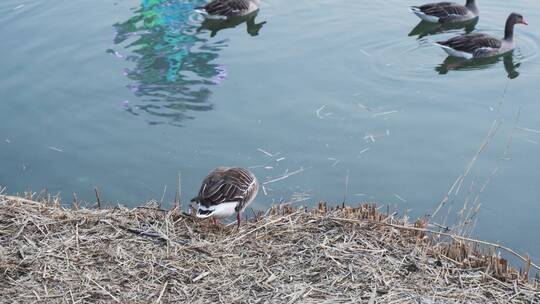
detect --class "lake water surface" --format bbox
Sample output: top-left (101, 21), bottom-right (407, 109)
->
top-left (1, 0), bottom-right (540, 265)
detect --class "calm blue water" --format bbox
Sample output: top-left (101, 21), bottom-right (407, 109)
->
top-left (1, 0), bottom-right (540, 264)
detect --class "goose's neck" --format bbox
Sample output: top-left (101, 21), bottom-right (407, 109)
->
top-left (504, 18), bottom-right (515, 41)
top-left (465, 0), bottom-right (478, 14)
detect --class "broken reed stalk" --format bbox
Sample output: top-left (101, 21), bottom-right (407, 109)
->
top-left (342, 169), bottom-right (349, 206)
top-left (431, 81), bottom-right (515, 241)
top-left (454, 107), bottom-right (520, 238)
top-left (159, 185), bottom-right (167, 208)
top-left (431, 119), bottom-right (502, 221)
top-left (72, 192), bottom-right (79, 210)
top-left (369, 220), bottom-right (540, 273)
top-left (174, 172), bottom-right (181, 212)
top-left (94, 187), bottom-right (101, 209)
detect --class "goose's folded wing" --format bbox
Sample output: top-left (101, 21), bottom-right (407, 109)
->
top-left (196, 180), bottom-right (243, 206)
top-left (438, 33), bottom-right (501, 53)
top-left (195, 168), bottom-right (256, 207)
top-left (417, 2), bottom-right (469, 18)
top-left (222, 168), bottom-right (258, 209)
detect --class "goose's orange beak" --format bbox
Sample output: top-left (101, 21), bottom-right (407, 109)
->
top-left (521, 19), bottom-right (528, 25)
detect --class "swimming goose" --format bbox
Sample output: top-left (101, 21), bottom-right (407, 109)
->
top-left (410, 0), bottom-right (479, 23)
top-left (196, 0), bottom-right (260, 19)
top-left (436, 13), bottom-right (527, 59)
top-left (192, 167), bottom-right (259, 227)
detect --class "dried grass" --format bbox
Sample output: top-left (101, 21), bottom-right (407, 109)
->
top-left (1, 195), bottom-right (539, 303)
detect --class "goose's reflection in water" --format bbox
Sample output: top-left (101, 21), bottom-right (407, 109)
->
top-left (409, 19), bottom-right (478, 38)
top-left (197, 11), bottom-right (266, 37)
top-left (436, 53), bottom-right (521, 79)
top-left (112, 0), bottom-right (229, 126)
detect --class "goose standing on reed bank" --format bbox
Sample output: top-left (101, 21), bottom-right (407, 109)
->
top-left (435, 13), bottom-right (528, 59)
top-left (410, 0), bottom-right (479, 23)
top-left (192, 167), bottom-right (259, 228)
top-left (196, 0), bottom-right (260, 19)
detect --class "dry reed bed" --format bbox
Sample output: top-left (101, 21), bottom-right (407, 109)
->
top-left (0, 195), bottom-right (539, 303)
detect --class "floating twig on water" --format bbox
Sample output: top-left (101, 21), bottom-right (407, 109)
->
top-left (48, 146), bottom-right (64, 153)
top-left (394, 194), bottom-right (407, 203)
top-left (257, 148), bottom-right (273, 157)
top-left (359, 49), bottom-right (371, 57)
top-left (358, 147), bottom-right (371, 156)
top-left (357, 103), bottom-right (374, 112)
top-left (263, 167), bottom-right (306, 185)
top-left (372, 110), bottom-right (399, 118)
top-left (316, 105), bottom-right (327, 119)
top-left (516, 126), bottom-right (540, 134)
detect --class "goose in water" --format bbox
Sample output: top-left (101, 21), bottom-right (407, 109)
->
top-left (192, 167), bottom-right (259, 228)
top-left (410, 0), bottom-right (479, 23)
top-left (436, 13), bottom-right (527, 59)
top-left (196, 0), bottom-right (260, 19)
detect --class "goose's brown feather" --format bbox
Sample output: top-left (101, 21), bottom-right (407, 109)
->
top-left (192, 167), bottom-right (259, 212)
top-left (201, 0), bottom-right (251, 17)
top-left (416, 2), bottom-right (470, 19)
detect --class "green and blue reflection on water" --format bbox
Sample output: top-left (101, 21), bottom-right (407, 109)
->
top-left (112, 0), bottom-right (227, 125)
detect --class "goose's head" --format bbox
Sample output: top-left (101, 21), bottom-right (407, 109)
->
top-left (509, 13), bottom-right (528, 26)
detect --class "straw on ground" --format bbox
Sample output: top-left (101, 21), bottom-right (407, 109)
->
top-left (0, 195), bottom-right (538, 303)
